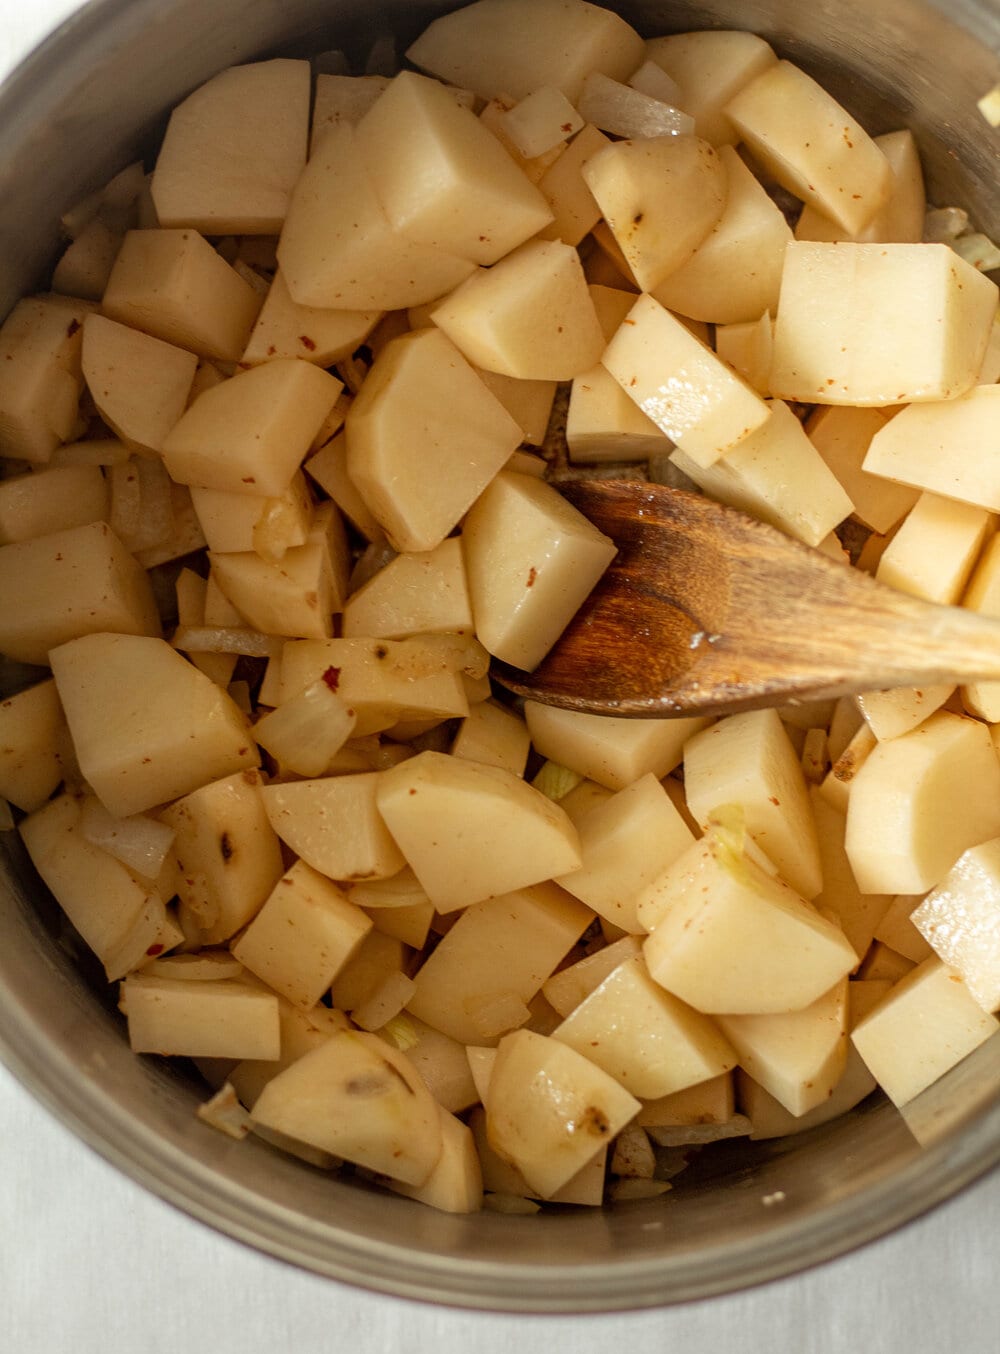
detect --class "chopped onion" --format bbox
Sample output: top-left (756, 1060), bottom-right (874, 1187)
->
top-left (379, 1011), bottom-right (421, 1051)
top-left (253, 677), bottom-right (358, 776)
top-left (578, 72), bottom-right (694, 140)
top-left (951, 231), bottom-right (1000, 272)
top-left (172, 625), bottom-right (283, 658)
top-left (923, 205), bottom-right (969, 242)
top-left (607, 1178), bottom-right (672, 1201)
top-left (531, 759), bottom-right (583, 802)
top-left (80, 797), bottom-right (175, 878)
top-left (610, 1123), bottom-right (656, 1179)
top-left (145, 952), bottom-right (246, 981)
top-left (197, 1083), bottom-right (253, 1140)
top-left (646, 1114), bottom-right (753, 1147)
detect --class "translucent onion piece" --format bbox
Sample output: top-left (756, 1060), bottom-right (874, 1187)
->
top-left (252, 677), bottom-right (358, 776)
top-left (79, 797), bottom-right (175, 878)
top-left (578, 72), bottom-right (694, 140)
top-left (172, 625), bottom-right (283, 658)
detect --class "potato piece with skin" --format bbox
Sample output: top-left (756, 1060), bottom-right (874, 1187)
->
top-left (602, 293), bottom-right (771, 468)
top-left (0, 295), bottom-right (91, 463)
top-left (581, 136), bottom-right (725, 293)
top-left (376, 750), bottom-right (582, 912)
top-left (229, 1001), bottom-right (350, 1112)
top-left (162, 359), bottom-right (343, 498)
top-left (486, 1029), bottom-right (640, 1199)
top-left (644, 31), bottom-right (776, 146)
top-left (553, 955), bottom-right (737, 1099)
top-left (356, 71), bottom-right (553, 267)
top-left (50, 633), bottom-right (258, 819)
top-left (0, 522), bottom-right (160, 666)
top-left (405, 0), bottom-right (644, 104)
top-left (912, 840), bottom-right (1000, 1012)
top-left (345, 328), bottom-right (522, 553)
top-left (462, 471), bottom-right (617, 671)
top-left (151, 59), bottom-right (310, 234)
top-left (81, 314), bottom-right (197, 455)
top-left (0, 465), bottom-right (108, 546)
top-left (241, 271), bottom-right (381, 368)
top-left (101, 230), bottom-right (263, 362)
top-left (158, 769), bottom-right (283, 945)
top-left (725, 61), bottom-right (892, 235)
top-left (387, 1104), bottom-right (483, 1214)
top-left (260, 773), bottom-right (405, 884)
top-left (524, 702), bottom-right (711, 791)
top-left (250, 1029), bottom-right (443, 1185)
top-left (450, 699), bottom-right (530, 778)
top-left (846, 711), bottom-right (1000, 895)
top-left (0, 680), bottom-right (68, 813)
top-left (123, 974), bottom-right (281, 1060)
top-left (642, 825), bottom-right (858, 1014)
top-left (342, 537), bottom-right (473, 641)
top-left (683, 709), bottom-right (823, 900)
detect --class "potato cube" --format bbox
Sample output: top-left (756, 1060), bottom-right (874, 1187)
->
top-left (524, 701), bottom-right (710, 790)
top-left (450, 699), bottom-right (531, 778)
top-left (260, 773), bottom-right (405, 883)
top-left (0, 295), bottom-right (90, 462)
top-left (535, 123), bottom-right (610, 247)
top-left (304, 432), bottom-right (385, 543)
top-left (342, 537), bottom-right (473, 640)
top-left (81, 314), bottom-right (197, 454)
top-left (636, 1071), bottom-right (735, 1128)
top-left (714, 312), bottom-right (773, 396)
top-left (875, 493), bottom-right (993, 606)
top-left (856, 685), bottom-right (955, 742)
top-left (643, 30), bottom-right (777, 146)
top-left (500, 86), bottom-right (583, 159)
top-left (329, 930), bottom-right (406, 1013)
top-left (388, 1105), bottom-right (483, 1215)
top-left (345, 328), bottom-right (521, 552)
top-left (806, 406), bottom-right (918, 534)
top-left (769, 243), bottom-right (998, 405)
top-left (0, 680), bottom-right (68, 813)
top-left (52, 217), bottom-right (122, 301)
top-left (960, 533), bottom-right (1000, 721)
top-left (794, 129), bottom-right (925, 245)
top-left (0, 521), bottom-right (160, 665)
top-left (0, 464), bottom-right (108, 545)
top-left (541, 936), bottom-right (643, 1018)
top-left (151, 59), bottom-right (310, 234)
top-left (873, 893), bottom-right (934, 964)
top-left (912, 840), bottom-right (1000, 1011)
top-left (124, 973), bottom-right (280, 1060)
top-left (475, 372), bottom-right (557, 449)
top-left (242, 271), bottom-right (380, 368)
top-left (50, 633), bottom-right (258, 818)
top-left (310, 74), bottom-right (391, 151)
top-left (232, 861), bottom-right (372, 1008)
top-left (375, 750), bottom-right (582, 912)
top-left (850, 957), bottom-right (999, 1106)
top-left (811, 789), bottom-right (892, 961)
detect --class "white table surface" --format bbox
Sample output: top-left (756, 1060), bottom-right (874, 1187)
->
top-left (1, 3), bottom-right (998, 1350)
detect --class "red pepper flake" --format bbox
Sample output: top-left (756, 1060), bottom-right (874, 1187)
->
top-left (145, 943), bottom-right (165, 956)
top-left (298, 334), bottom-right (317, 352)
top-left (526, 566), bottom-right (537, 588)
top-left (242, 476), bottom-right (256, 484)
top-left (66, 318), bottom-right (81, 337)
top-left (322, 665), bottom-right (341, 692)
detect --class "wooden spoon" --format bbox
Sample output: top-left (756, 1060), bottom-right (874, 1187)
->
top-left (492, 479), bottom-right (1000, 719)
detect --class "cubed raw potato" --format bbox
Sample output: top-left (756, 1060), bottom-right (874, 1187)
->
top-left (330, 930), bottom-right (406, 1013)
top-left (554, 773), bottom-right (695, 933)
top-left (356, 72), bottom-right (553, 266)
top-left (475, 371), bottom-right (557, 449)
top-left (651, 147), bottom-right (792, 324)
top-left (375, 750), bottom-right (582, 911)
top-left (500, 86), bottom-right (583, 159)
top-left (487, 1028), bottom-right (639, 1197)
top-left (862, 386), bottom-right (1000, 513)
top-left (0, 464), bottom-right (108, 544)
top-left (241, 270), bottom-right (381, 368)
top-left (0, 521), bottom-right (160, 665)
top-left (912, 840), bottom-right (1000, 1011)
top-left (432, 241), bottom-right (604, 380)
top-left (310, 74), bottom-right (392, 151)
top-left (477, 95), bottom-right (567, 185)
top-left (278, 123), bottom-right (476, 311)
top-left (581, 136), bottom-right (725, 292)
top-left (101, 229), bottom-right (263, 362)
top-left (577, 72), bottom-right (693, 140)
top-left (407, 882), bottom-right (593, 1044)
top-left (671, 399), bottom-right (854, 548)
top-left (845, 710), bottom-right (1000, 894)
top-left (961, 534), bottom-right (1000, 721)
top-left (725, 60), bottom-right (892, 234)
top-left (304, 433), bottom-right (386, 543)
top-left (231, 860), bottom-right (372, 1008)
top-left (714, 312), bottom-right (773, 397)
top-left (740, 1031), bottom-right (877, 1139)
top-left (851, 957), bottom-right (999, 1106)
top-left (388, 1104), bottom-right (483, 1214)
top-left (642, 825), bottom-right (857, 1014)
top-left (405, 0), bottom-right (644, 103)
top-left (875, 493), bottom-right (993, 606)
top-left (542, 937), bottom-right (643, 1019)
top-left (462, 471), bottom-right (617, 670)
top-left (158, 769), bottom-right (283, 944)
top-left (856, 685), bottom-right (955, 741)
top-left (151, 59), bottom-right (310, 234)
top-left (190, 472), bottom-right (314, 557)
top-left (872, 892), bottom-right (934, 964)
top-left (0, 680), bottom-right (68, 812)
top-left (342, 537), bottom-right (472, 640)
top-left (811, 789), bottom-right (892, 961)
top-left (602, 293), bottom-right (771, 468)
top-left (806, 406), bottom-right (918, 534)
top-left (717, 977), bottom-right (849, 1116)
top-left (524, 701), bottom-right (710, 790)
top-left (553, 954), bottom-right (737, 1098)
top-left (250, 1029), bottom-right (443, 1184)
top-left (123, 973), bottom-right (280, 1060)
top-left (769, 242), bottom-right (998, 405)
top-left (535, 123), bottom-right (610, 247)
top-left (644, 30), bottom-right (777, 146)
top-left (857, 942), bottom-right (915, 983)
top-left (229, 1000), bottom-right (349, 1111)
top-left (209, 502), bottom-right (349, 640)
top-left (683, 709), bottom-right (823, 899)
top-left (162, 359), bottom-right (343, 497)
top-left (52, 217), bottom-right (123, 301)
top-left (470, 1104), bottom-right (607, 1204)
top-left (795, 128), bottom-right (925, 245)
top-left (81, 314), bottom-right (197, 454)
top-left (278, 636), bottom-right (471, 736)
top-left (50, 633), bottom-right (258, 818)
top-left (637, 1071), bottom-right (735, 1128)
top-left (346, 329), bottom-right (522, 552)
top-left (450, 699), bottom-right (531, 778)
top-left (260, 773), bottom-right (405, 883)
top-left (0, 295), bottom-right (90, 462)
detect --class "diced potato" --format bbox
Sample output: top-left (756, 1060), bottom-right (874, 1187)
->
top-left (52, 217), bottom-right (122, 301)
top-left (304, 433), bottom-right (386, 543)
top-left (151, 59), bottom-right (310, 234)
top-left (581, 136), bottom-right (725, 292)
top-left (462, 471), bottom-right (616, 670)
top-left (857, 942), bottom-right (916, 984)
top-left (644, 30), bottom-right (777, 146)
top-left (102, 229), bottom-right (263, 362)
top-left (875, 493), bottom-right (993, 606)
top-left (602, 293), bottom-right (771, 468)
top-left (553, 954), bottom-right (737, 1098)
top-left (475, 372), bottom-right (557, 449)
top-left (50, 633), bottom-right (258, 818)
top-left (388, 1104), bottom-right (483, 1214)
top-left (0, 521), bottom-right (160, 665)
top-left (342, 537), bottom-right (472, 640)
top-left (330, 930), bottom-right (406, 1013)
top-left (542, 935), bottom-right (643, 1017)
top-left (857, 685), bottom-right (955, 742)
top-left (81, 314), bottom-right (197, 454)
top-left (636, 1071), bottom-right (735, 1127)
top-left (450, 699), bottom-right (530, 778)
top-left (845, 710), bottom-right (1000, 894)
top-left (769, 243), bottom-right (998, 406)
top-left (959, 534), bottom-right (1000, 721)
top-left (806, 406), bottom-right (918, 534)
top-left (477, 96), bottom-right (567, 185)
top-left (817, 722), bottom-right (877, 813)
top-left (260, 772), bottom-right (405, 883)
top-left (123, 973), bottom-right (281, 1060)
top-left (250, 1029), bottom-right (443, 1184)
top-left (375, 750), bottom-right (582, 912)
top-left (190, 471), bottom-right (314, 557)
top-left (310, 74), bottom-right (391, 150)
top-left (714, 312), bottom-right (773, 397)
top-left (405, 0), bottom-right (645, 103)
top-left (850, 957), bottom-right (999, 1106)
top-left (356, 72), bottom-right (553, 266)
top-left (0, 680), bottom-right (68, 813)
top-left (872, 893), bottom-right (934, 964)
top-left (524, 701), bottom-right (711, 790)
top-left (241, 270), bottom-right (380, 368)
top-left (0, 295), bottom-right (91, 462)
top-left (0, 464), bottom-right (108, 545)
top-left (406, 882), bottom-right (593, 1044)
top-left (811, 789), bottom-right (891, 961)
top-left (535, 123), bottom-right (611, 247)
top-left (794, 129), bottom-right (925, 244)
top-left (912, 840), bottom-right (1000, 1011)
top-left (500, 86), bottom-right (583, 159)
top-left (651, 147), bottom-right (792, 324)
top-left (725, 60), bottom-right (892, 234)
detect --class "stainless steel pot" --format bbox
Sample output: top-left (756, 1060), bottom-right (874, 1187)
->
top-left (0, 0), bottom-right (998, 1314)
